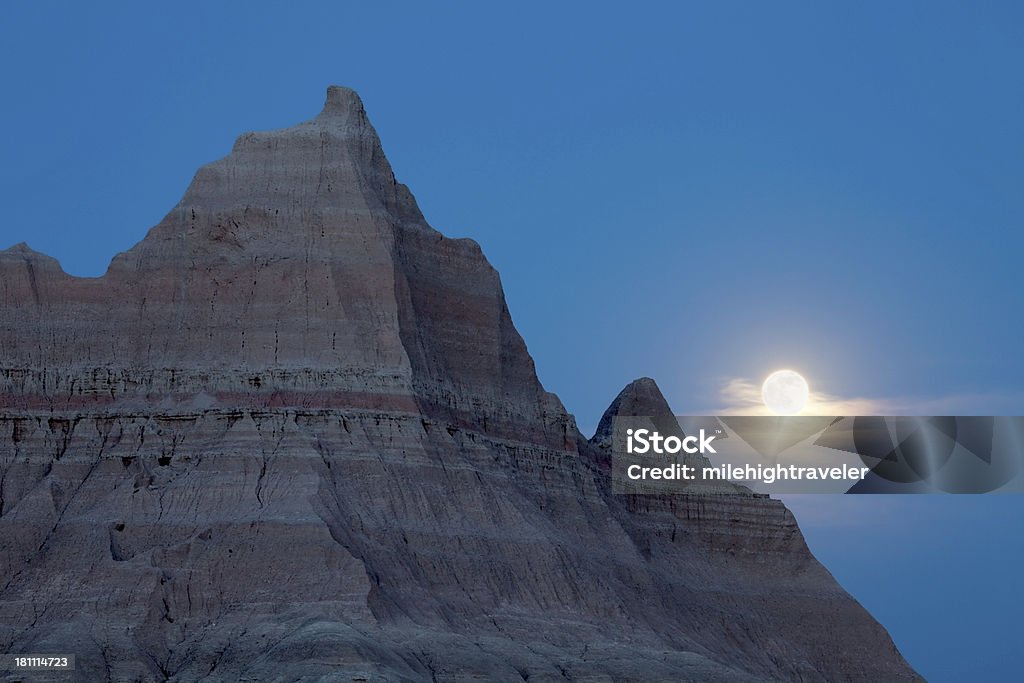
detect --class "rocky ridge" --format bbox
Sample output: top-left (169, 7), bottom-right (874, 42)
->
top-left (0, 87), bottom-right (919, 681)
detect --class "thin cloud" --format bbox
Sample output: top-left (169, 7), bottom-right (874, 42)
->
top-left (715, 377), bottom-right (890, 415)
top-left (712, 377), bottom-right (1021, 416)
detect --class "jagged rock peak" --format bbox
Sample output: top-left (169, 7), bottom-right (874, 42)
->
top-left (0, 86), bottom-right (556, 443)
top-left (318, 85), bottom-right (366, 119)
top-left (171, 84), bottom-right (424, 227)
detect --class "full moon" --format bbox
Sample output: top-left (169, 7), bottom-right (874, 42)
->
top-left (761, 370), bottom-right (810, 415)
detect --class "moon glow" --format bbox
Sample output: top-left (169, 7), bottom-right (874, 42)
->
top-left (761, 370), bottom-right (810, 415)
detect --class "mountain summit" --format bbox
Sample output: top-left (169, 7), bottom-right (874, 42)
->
top-left (0, 87), bottom-right (919, 681)
top-left (0, 86), bottom-right (565, 447)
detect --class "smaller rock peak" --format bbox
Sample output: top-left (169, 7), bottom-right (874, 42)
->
top-left (616, 377), bottom-right (672, 415)
top-left (625, 377), bottom-right (660, 393)
top-left (591, 377), bottom-right (676, 445)
top-left (319, 85), bottom-right (365, 120)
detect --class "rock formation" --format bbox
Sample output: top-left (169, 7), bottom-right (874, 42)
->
top-left (0, 87), bottom-right (919, 681)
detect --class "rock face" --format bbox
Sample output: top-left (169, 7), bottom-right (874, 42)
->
top-left (0, 87), bottom-right (918, 681)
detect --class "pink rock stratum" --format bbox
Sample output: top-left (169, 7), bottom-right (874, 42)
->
top-left (0, 87), bottom-right (920, 681)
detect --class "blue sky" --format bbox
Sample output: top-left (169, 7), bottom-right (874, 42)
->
top-left (2, 2), bottom-right (1022, 679)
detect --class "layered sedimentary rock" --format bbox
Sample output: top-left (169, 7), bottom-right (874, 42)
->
top-left (0, 87), bottom-right (918, 681)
